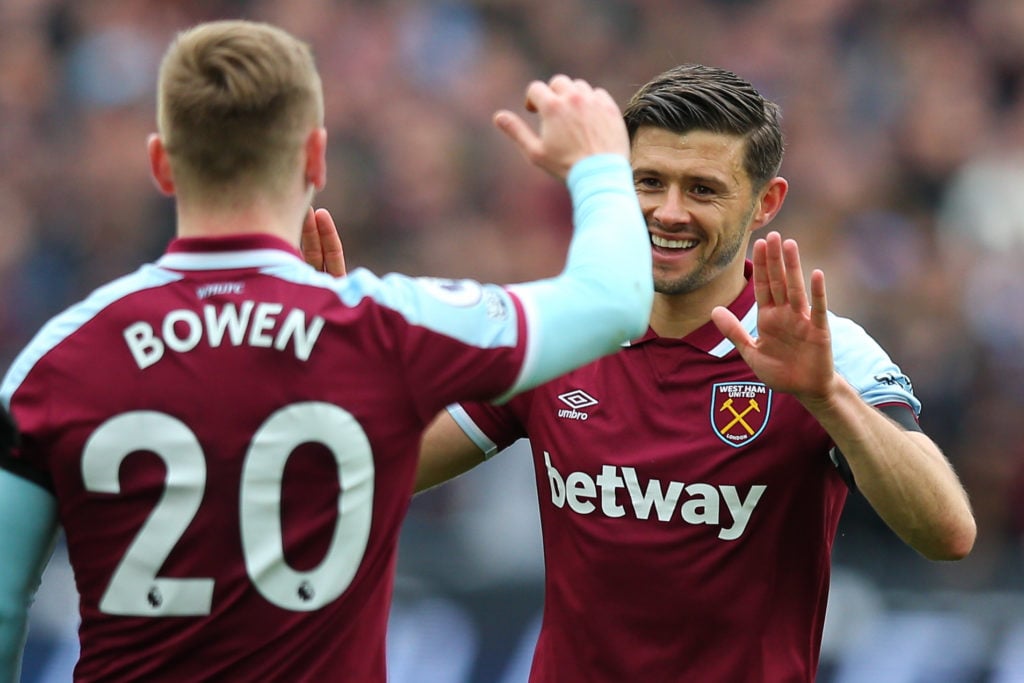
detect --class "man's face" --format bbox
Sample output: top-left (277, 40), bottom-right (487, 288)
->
top-left (631, 126), bottom-right (759, 295)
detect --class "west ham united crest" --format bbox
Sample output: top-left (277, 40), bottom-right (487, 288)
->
top-left (711, 382), bottom-right (771, 447)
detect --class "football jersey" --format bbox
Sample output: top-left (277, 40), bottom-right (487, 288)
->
top-left (450, 263), bottom-right (920, 683)
top-left (1, 233), bottom-right (541, 682)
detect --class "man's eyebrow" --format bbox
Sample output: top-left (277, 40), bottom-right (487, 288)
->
top-left (633, 167), bottom-right (727, 186)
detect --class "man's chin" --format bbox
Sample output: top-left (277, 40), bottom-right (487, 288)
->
top-left (653, 274), bottom-right (701, 296)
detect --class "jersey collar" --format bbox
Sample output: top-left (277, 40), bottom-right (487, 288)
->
top-left (158, 233), bottom-right (303, 271)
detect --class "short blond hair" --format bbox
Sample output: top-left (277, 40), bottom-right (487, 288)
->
top-left (156, 20), bottom-right (323, 203)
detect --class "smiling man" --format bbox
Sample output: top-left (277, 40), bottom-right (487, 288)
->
top-left (407, 63), bottom-right (976, 682)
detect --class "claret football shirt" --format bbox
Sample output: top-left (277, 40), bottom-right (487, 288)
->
top-left (1, 152), bottom-right (652, 682)
top-left (2, 233), bottom-right (534, 681)
top-left (451, 263), bottom-right (920, 683)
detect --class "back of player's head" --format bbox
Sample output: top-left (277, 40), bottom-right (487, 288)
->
top-left (623, 63), bottom-right (784, 188)
top-left (156, 19), bottom-right (324, 203)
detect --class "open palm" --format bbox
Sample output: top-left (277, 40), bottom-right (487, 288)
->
top-left (711, 232), bottom-right (835, 403)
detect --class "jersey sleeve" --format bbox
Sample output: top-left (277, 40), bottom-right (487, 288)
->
top-left (329, 270), bottom-right (529, 420)
top-left (829, 312), bottom-right (921, 415)
top-left (447, 401), bottom-right (526, 460)
top-left (503, 154), bottom-right (651, 400)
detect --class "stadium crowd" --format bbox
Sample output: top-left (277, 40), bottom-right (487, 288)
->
top-left (3, 0), bottom-right (1024, 680)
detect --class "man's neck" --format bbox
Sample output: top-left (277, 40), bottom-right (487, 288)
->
top-left (174, 197), bottom-right (305, 245)
top-left (648, 267), bottom-right (749, 339)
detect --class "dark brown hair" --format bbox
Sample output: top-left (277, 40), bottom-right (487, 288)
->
top-left (624, 64), bottom-right (784, 188)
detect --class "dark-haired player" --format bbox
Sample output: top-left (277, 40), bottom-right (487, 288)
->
top-left (409, 64), bottom-right (977, 682)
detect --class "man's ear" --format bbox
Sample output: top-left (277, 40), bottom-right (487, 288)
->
top-left (304, 127), bottom-right (327, 191)
top-left (751, 177), bottom-right (789, 231)
top-left (147, 134), bottom-right (175, 196)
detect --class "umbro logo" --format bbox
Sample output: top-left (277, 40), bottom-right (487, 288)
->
top-left (557, 390), bottom-right (597, 421)
top-left (558, 390), bottom-right (598, 409)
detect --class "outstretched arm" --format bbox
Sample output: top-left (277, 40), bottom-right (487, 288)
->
top-left (305, 75), bottom-right (652, 398)
top-left (303, 74), bottom-right (633, 280)
top-left (711, 232), bottom-right (976, 561)
top-left (492, 76), bottom-right (651, 395)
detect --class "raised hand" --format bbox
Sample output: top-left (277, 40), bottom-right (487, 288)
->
top-left (493, 74), bottom-right (630, 180)
top-left (300, 206), bottom-right (346, 277)
top-left (710, 231), bottom-right (836, 405)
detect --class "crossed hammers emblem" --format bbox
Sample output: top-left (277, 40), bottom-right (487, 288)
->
top-left (719, 397), bottom-right (760, 435)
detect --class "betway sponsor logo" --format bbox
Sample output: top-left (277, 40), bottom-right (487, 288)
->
top-left (544, 452), bottom-right (765, 541)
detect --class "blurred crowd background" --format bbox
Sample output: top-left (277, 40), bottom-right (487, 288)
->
top-left (4, 0), bottom-right (1024, 681)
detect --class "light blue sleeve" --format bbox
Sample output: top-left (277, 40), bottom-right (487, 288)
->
top-left (447, 404), bottom-right (500, 459)
top-left (829, 312), bottom-right (921, 415)
top-left (0, 470), bottom-right (60, 683)
top-left (502, 153), bottom-right (652, 399)
top-left (291, 153), bottom-right (651, 405)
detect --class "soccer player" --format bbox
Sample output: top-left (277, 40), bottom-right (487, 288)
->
top-left (0, 20), bottom-right (654, 682)
top-left (313, 64), bottom-right (977, 682)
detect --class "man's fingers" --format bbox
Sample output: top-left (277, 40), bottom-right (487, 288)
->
top-left (315, 208), bottom-right (346, 277)
top-left (764, 231), bottom-right (788, 304)
top-left (546, 74), bottom-right (574, 96)
top-left (751, 238), bottom-right (771, 307)
top-left (523, 78), bottom-right (554, 114)
top-left (782, 238), bottom-right (808, 312)
top-left (300, 207), bottom-right (346, 276)
top-left (754, 233), bottom-right (815, 315)
top-left (711, 305), bottom-right (751, 355)
top-left (503, 73), bottom-right (628, 179)
top-left (300, 206), bottom-right (324, 271)
top-left (809, 269), bottom-right (828, 329)
top-left (493, 109), bottom-right (542, 163)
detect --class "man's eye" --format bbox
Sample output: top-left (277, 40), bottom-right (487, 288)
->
top-left (635, 178), bottom-right (661, 189)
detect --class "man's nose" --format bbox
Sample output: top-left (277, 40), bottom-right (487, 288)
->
top-left (650, 186), bottom-right (691, 226)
